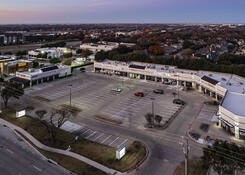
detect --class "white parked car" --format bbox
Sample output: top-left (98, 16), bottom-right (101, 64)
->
top-left (111, 88), bottom-right (123, 93)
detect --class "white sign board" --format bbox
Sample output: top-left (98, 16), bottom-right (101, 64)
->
top-left (116, 146), bottom-right (126, 160)
top-left (16, 110), bottom-right (26, 118)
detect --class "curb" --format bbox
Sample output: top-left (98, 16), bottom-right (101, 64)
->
top-left (186, 103), bottom-right (205, 144)
top-left (126, 142), bottom-right (150, 174)
top-left (172, 165), bottom-right (181, 175)
top-left (5, 125), bottom-right (75, 175)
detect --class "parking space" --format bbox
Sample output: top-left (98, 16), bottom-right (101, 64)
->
top-left (29, 78), bottom-right (96, 101)
top-left (63, 82), bottom-right (136, 117)
top-left (98, 88), bottom-right (183, 127)
top-left (197, 105), bottom-right (218, 121)
top-left (28, 72), bottom-right (185, 129)
top-left (60, 121), bottom-right (132, 148)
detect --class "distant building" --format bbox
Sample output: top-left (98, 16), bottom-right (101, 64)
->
top-left (28, 47), bottom-right (71, 59)
top-left (80, 43), bottom-right (118, 53)
top-left (0, 56), bottom-right (31, 74)
top-left (0, 35), bottom-right (4, 45)
top-left (3, 32), bottom-right (25, 45)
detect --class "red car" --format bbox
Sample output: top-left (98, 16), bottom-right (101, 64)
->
top-left (134, 92), bottom-right (144, 97)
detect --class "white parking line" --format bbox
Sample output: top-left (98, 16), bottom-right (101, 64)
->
top-left (6, 149), bottom-right (14, 154)
top-left (32, 165), bottom-right (42, 172)
top-left (109, 137), bottom-right (119, 146)
top-left (101, 135), bottom-right (112, 144)
top-left (93, 133), bottom-right (104, 142)
top-left (86, 131), bottom-right (97, 139)
top-left (118, 139), bottom-right (128, 148)
top-left (80, 129), bottom-right (90, 136)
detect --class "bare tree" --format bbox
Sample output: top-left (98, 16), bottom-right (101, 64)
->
top-left (145, 113), bottom-right (154, 128)
top-left (55, 108), bottom-right (72, 128)
top-left (155, 115), bottom-right (163, 127)
top-left (35, 108), bottom-right (72, 144)
top-left (35, 109), bottom-right (57, 144)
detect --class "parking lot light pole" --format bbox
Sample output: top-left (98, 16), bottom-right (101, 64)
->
top-left (68, 84), bottom-right (72, 106)
top-left (151, 98), bottom-right (155, 125)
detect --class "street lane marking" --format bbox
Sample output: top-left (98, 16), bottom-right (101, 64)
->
top-left (101, 135), bottom-right (112, 144)
top-left (109, 137), bottom-right (119, 146)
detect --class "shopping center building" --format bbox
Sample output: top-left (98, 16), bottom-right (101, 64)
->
top-left (94, 60), bottom-right (245, 139)
top-left (11, 65), bottom-right (71, 88)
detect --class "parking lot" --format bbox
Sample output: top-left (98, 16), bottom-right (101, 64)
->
top-left (27, 72), bottom-right (184, 129)
top-left (60, 121), bottom-right (132, 148)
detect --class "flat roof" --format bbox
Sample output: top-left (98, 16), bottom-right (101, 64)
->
top-left (99, 60), bottom-right (245, 94)
top-left (221, 92), bottom-right (245, 117)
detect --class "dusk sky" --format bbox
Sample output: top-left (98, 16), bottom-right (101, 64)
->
top-left (0, 0), bottom-right (245, 24)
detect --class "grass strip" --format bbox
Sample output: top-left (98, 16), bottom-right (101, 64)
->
top-left (1, 108), bottom-right (146, 172)
top-left (16, 130), bottom-right (107, 175)
top-left (94, 115), bottom-right (122, 125)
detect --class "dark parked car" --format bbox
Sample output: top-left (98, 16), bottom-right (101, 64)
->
top-left (153, 89), bottom-right (164, 94)
top-left (135, 92), bottom-right (144, 97)
top-left (80, 67), bottom-right (86, 72)
top-left (173, 99), bottom-right (185, 105)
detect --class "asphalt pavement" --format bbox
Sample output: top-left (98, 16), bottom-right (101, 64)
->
top-left (0, 124), bottom-right (72, 175)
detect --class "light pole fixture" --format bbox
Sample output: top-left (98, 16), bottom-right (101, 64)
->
top-left (68, 84), bottom-right (72, 106)
top-left (151, 97), bottom-right (155, 125)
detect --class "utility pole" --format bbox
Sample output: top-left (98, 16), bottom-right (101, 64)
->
top-left (180, 137), bottom-right (189, 175)
top-left (68, 84), bottom-right (72, 106)
top-left (151, 98), bottom-right (155, 126)
top-left (177, 75), bottom-right (180, 99)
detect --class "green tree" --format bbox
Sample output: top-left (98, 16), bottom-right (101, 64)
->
top-left (1, 82), bottom-right (24, 107)
top-left (32, 61), bottom-right (39, 68)
top-left (16, 50), bottom-right (27, 56)
top-left (63, 52), bottom-right (72, 58)
top-left (202, 140), bottom-right (245, 175)
top-left (49, 57), bottom-right (61, 64)
top-left (95, 51), bottom-right (108, 62)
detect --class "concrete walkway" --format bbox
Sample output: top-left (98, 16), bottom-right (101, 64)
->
top-left (0, 118), bottom-right (121, 175)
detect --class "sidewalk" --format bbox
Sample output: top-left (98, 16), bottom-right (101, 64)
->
top-left (0, 118), bottom-right (121, 175)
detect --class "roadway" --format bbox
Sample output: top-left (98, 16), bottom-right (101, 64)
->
top-left (0, 124), bottom-right (72, 175)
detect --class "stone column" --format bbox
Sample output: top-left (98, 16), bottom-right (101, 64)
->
top-left (216, 94), bottom-right (218, 101)
top-left (199, 85), bottom-right (202, 92)
top-left (235, 125), bottom-right (240, 139)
